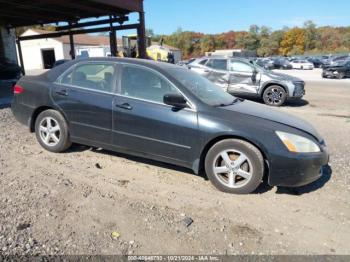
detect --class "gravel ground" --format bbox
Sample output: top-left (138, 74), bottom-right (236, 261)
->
top-left (0, 74), bottom-right (349, 255)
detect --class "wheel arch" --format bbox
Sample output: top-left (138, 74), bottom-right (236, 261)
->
top-left (29, 105), bottom-right (68, 132)
top-left (260, 82), bottom-right (288, 98)
top-left (198, 134), bottom-right (270, 177)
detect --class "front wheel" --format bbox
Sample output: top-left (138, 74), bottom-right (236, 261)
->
top-left (35, 109), bottom-right (71, 153)
top-left (205, 139), bottom-right (264, 194)
top-left (262, 85), bottom-right (287, 106)
top-left (337, 72), bottom-right (345, 79)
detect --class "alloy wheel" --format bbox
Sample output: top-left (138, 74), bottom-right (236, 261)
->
top-left (213, 149), bottom-right (253, 189)
top-left (39, 117), bottom-right (61, 146)
top-left (266, 88), bottom-right (284, 105)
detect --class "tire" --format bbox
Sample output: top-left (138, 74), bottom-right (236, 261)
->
top-left (35, 109), bottom-right (71, 153)
top-left (262, 85), bottom-right (287, 107)
top-left (205, 139), bottom-right (264, 194)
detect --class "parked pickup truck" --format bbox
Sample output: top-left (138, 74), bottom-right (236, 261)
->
top-left (188, 57), bottom-right (305, 106)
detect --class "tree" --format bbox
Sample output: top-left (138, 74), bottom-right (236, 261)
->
top-left (239, 25), bottom-right (260, 51)
top-left (304, 21), bottom-right (319, 51)
top-left (257, 26), bottom-right (272, 56)
top-left (150, 21), bottom-right (349, 58)
top-left (200, 35), bottom-right (216, 53)
top-left (279, 28), bottom-right (306, 55)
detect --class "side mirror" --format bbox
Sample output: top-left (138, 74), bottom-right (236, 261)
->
top-left (163, 93), bottom-right (187, 108)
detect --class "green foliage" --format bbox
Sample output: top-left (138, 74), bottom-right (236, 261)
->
top-left (151, 21), bottom-right (350, 59)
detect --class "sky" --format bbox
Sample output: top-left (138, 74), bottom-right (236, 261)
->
top-left (138, 0), bottom-right (350, 35)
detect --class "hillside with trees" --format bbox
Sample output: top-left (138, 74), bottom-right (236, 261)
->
top-left (149, 21), bottom-right (350, 59)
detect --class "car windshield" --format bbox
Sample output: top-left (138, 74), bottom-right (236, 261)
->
top-left (251, 61), bottom-right (267, 71)
top-left (168, 68), bottom-right (237, 107)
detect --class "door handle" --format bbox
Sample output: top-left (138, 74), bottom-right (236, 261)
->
top-left (115, 103), bottom-right (133, 110)
top-left (55, 89), bottom-right (68, 96)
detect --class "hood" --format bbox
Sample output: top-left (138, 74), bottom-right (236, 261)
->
top-left (263, 70), bottom-right (303, 82)
top-left (221, 100), bottom-right (322, 141)
top-left (324, 64), bottom-right (346, 70)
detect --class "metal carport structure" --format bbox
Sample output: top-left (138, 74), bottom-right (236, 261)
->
top-left (0, 0), bottom-right (146, 74)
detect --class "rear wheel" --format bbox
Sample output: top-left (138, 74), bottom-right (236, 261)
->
top-left (35, 110), bottom-right (71, 153)
top-left (205, 139), bottom-right (264, 194)
top-left (262, 85), bottom-right (287, 106)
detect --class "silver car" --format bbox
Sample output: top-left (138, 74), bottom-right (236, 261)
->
top-left (188, 57), bottom-right (305, 106)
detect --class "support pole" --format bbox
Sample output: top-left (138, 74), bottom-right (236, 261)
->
top-left (137, 11), bottom-right (146, 59)
top-left (109, 30), bottom-right (117, 57)
top-left (68, 22), bottom-right (75, 59)
top-left (16, 39), bottom-right (25, 75)
top-left (109, 16), bottom-right (117, 57)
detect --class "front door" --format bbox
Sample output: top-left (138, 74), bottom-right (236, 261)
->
top-left (227, 60), bottom-right (260, 94)
top-left (112, 64), bottom-right (198, 166)
top-left (52, 62), bottom-right (117, 145)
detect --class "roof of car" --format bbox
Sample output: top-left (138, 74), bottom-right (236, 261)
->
top-left (193, 56), bottom-right (253, 62)
top-left (45, 57), bottom-right (185, 82)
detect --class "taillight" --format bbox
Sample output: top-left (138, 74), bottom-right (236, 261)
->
top-left (14, 85), bottom-right (24, 94)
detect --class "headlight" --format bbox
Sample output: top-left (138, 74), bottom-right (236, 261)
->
top-left (276, 131), bottom-right (320, 153)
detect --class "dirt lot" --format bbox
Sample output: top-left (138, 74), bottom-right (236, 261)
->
top-left (0, 70), bottom-right (350, 255)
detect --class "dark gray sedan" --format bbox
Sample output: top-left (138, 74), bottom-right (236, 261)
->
top-left (11, 58), bottom-right (329, 194)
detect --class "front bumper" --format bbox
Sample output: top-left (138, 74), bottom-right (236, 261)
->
top-left (268, 147), bottom-right (329, 187)
top-left (323, 70), bottom-right (339, 78)
top-left (292, 82), bottom-right (305, 98)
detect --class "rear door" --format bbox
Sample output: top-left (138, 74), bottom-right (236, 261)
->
top-left (227, 60), bottom-right (260, 94)
top-left (204, 59), bottom-right (229, 91)
top-left (52, 62), bottom-right (116, 145)
top-left (112, 64), bottom-right (198, 166)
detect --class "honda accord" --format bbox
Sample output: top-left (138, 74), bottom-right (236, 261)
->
top-left (11, 58), bottom-right (329, 194)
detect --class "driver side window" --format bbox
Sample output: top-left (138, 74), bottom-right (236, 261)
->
top-left (229, 61), bottom-right (254, 73)
top-left (61, 63), bottom-right (115, 92)
top-left (121, 65), bottom-right (181, 104)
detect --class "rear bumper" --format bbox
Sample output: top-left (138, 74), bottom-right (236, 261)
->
top-left (268, 148), bottom-right (329, 187)
top-left (11, 97), bottom-right (34, 129)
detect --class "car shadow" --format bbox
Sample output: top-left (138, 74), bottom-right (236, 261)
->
top-left (276, 165), bottom-right (332, 195)
top-left (285, 99), bottom-right (309, 107)
top-left (67, 144), bottom-right (202, 178)
top-left (66, 144), bottom-right (331, 195)
top-left (237, 97), bottom-right (309, 108)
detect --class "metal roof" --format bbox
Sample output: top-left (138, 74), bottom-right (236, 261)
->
top-left (0, 0), bottom-right (144, 28)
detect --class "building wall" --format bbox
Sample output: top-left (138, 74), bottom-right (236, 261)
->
top-left (70, 44), bottom-right (110, 58)
top-left (20, 38), bottom-right (64, 70)
top-left (0, 27), bottom-right (17, 63)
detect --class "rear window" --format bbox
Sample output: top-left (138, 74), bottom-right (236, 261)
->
top-left (206, 59), bottom-right (227, 70)
top-left (59, 63), bottom-right (115, 92)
